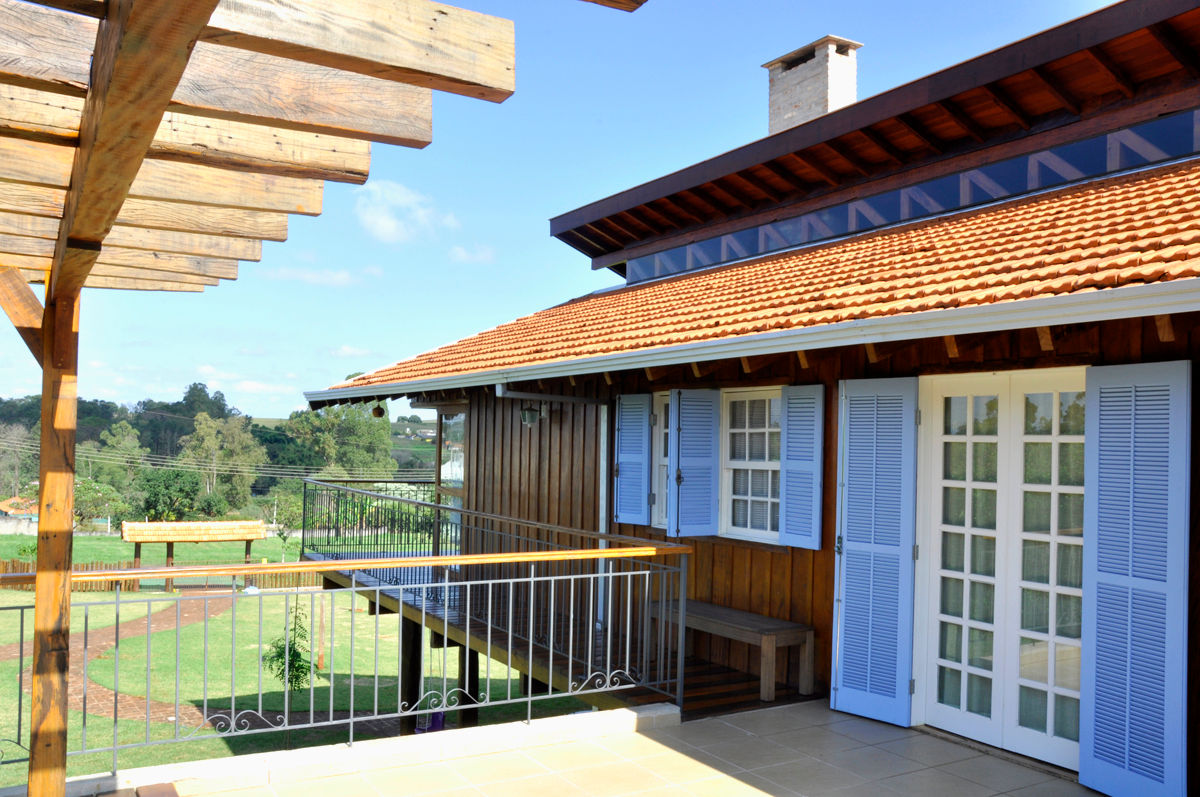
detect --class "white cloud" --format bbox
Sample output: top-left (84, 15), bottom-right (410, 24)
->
top-left (235, 380), bottom-right (297, 396)
top-left (361, 265), bottom-right (384, 278)
top-left (197, 364), bottom-right (239, 380)
top-left (262, 266), bottom-right (354, 287)
top-left (332, 345), bottom-right (370, 358)
top-left (449, 244), bottom-right (496, 264)
top-left (354, 180), bottom-right (458, 244)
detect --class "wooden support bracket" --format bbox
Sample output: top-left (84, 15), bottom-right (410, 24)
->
top-left (644, 366), bottom-right (659, 382)
top-left (1155, 314), bottom-right (1175, 343)
top-left (0, 265), bottom-right (44, 366)
top-left (943, 335), bottom-right (959, 359)
top-left (602, 372), bottom-right (612, 386)
top-left (1037, 326), bottom-right (1055, 352)
top-left (796, 350), bottom-right (809, 370)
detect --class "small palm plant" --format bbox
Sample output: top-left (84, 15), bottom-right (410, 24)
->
top-left (263, 604), bottom-right (312, 692)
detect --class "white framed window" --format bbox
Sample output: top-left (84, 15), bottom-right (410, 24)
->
top-left (651, 392), bottom-right (670, 529)
top-left (721, 388), bottom-right (782, 542)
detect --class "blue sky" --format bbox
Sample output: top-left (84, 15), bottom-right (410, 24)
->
top-left (0, 0), bottom-right (1114, 420)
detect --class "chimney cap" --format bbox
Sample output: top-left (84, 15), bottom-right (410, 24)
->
top-left (762, 35), bottom-right (863, 70)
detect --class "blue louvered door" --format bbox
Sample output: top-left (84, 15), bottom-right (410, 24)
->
top-left (613, 394), bottom-right (651, 526)
top-left (667, 389), bottom-right (720, 537)
top-left (832, 378), bottom-right (917, 726)
top-left (1079, 362), bottom-right (1190, 797)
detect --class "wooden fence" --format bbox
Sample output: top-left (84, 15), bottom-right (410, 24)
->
top-left (0, 559), bottom-right (322, 592)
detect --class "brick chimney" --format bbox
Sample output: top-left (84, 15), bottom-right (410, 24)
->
top-left (763, 35), bottom-right (862, 135)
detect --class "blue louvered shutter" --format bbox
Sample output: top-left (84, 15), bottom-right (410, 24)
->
top-left (667, 389), bottom-right (719, 537)
top-left (1080, 361), bottom-right (1190, 797)
top-left (832, 377), bottom-right (917, 727)
top-left (613, 394), bottom-right (652, 526)
top-left (779, 385), bottom-right (824, 549)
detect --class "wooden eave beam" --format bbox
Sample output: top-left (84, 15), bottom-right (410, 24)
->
top-left (936, 99), bottom-right (987, 143)
top-left (759, 160), bottom-right (809, 192)
top-left (203, 0), bottom-right (516, 103)
top-left (0, 265), bottom-right (44, 365)
top-left (1149, 22), bottom-right (1200, 79)
top-left (616, 209), bottom-right (659, 237)
top-left (731, 170), bottom-right (786, 203)
top-left (790, 151), bottom-right (840, 187)
top-left (0, 0), bottom-right (432, 148)
top-left (677, 187), bottom-right (723, 217)
top-left (710, 178), bottom-right (756, 209)
top-left (820, 139), bottom-right (871, 178)
top-left (894, 113), bottom-right (944, 154)
top-left (47, 0), bottom-right (223, 300)
top-left (1084, 45), bottom-right (1136, 99)
top-left (656, 197), bottom-right (705, 227)
top-left (1029, 65), bottom-right (1080, 115)
top-left (979, 83), bottom-right (1031, 130)
top-left (857, 126), bottom-right (907, 166)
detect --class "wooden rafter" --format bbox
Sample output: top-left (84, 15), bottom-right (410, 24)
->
top-left (937, 98), bottom-right (986, 143)
top-left (1149, 22), bottom-right (1200, 79)
top-left (1029, 65), bottom-right (1080, 115)
top-left (103, 226), bottom-right (262, 260)
top-left (980, 83), bottom-right (1031, 129)
top-left (115, 199), bottom-right (289, 241)
top-left (1084, 45), bottom-right (1136, 98)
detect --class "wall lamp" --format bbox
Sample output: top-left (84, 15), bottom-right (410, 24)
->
top-left (520, 402), bottom-right (544, 427)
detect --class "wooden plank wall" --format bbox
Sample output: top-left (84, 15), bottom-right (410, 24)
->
top-left (448, 311), bottom-right (1200, 716)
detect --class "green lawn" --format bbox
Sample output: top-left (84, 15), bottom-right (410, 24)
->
top-left (0, 590), bottom-right (154, 647)
top-left (0, 534), bottom-right (294, 566)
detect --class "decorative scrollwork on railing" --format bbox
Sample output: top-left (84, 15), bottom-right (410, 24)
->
top-left (186, 709), bottom-right (287, 738)
top-left (398, 686), bottom-right (481, 714)
top-left (567, 669), bottom-right (638, 693)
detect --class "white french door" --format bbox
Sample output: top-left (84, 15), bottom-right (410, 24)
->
top-left (916, 368), bottom-right (1084, 770)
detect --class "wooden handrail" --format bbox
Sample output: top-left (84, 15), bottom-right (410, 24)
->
top-left (0, 543), bottom-right (693, 587)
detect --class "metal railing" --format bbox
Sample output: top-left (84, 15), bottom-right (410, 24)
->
top-left (0, 483), bottom-right (689, 785)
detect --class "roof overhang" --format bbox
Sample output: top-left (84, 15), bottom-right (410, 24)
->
top-left (305, 278), bottom-right (1200, 407)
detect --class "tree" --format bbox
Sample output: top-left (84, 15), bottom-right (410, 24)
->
top-left (0, 423), bottom-right (31, 497)
top-left (73, 478), bottom-right (130, 530)
top-left (283, 405), bottom-right (396, 476)
top-left (137, 468), bottom-right (202, 521)
top-left (179, 413), bottom-right (268, 509)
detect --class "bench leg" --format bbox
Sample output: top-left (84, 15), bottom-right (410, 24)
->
top-left (760, 636), bottom-right (777, 702)
top-left (798, 630), bottom-right (815, 695)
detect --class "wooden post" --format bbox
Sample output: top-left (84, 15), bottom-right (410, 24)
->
top-left (244, 539), bottom-right (252, 563)
top-left (165, 542), bottom-right (174, 592)
top-left (28, 290), bottom-right (80, 797)
top-left (132, 542), bottom-right (142, 593)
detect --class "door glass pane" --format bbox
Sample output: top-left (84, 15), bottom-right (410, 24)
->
top-left (1056, 594), bottom-right (1082, 638)
top-left (971, 488), bottom-right (996, 529)
top-left (969, 582), bottom-right (994, 623)
top-left (1020, 637), bottom-right (1047, 682)
top-left (938, 666), bottom-right (961, 708)
top-left (941, 532), bottom-right (964, 571)
top-left (944, 397), bottom-right (967, 435)
top-left (1024, 443), bottom-right (1051, 484)
top-left (1054, 695), bottom-right (1080, 741)
top-left (1057, 543), bottom-right (1082, 588)
top-left (966, 674), bottom-right (992, 717)
top-left (970, 536), bottom-right (995, 576)
top-left (1055, 644), bottom-right (1081, 690)
top-left (1059, 442), bottom-right (1084, 486)
top-left (1023, 491), bottom-right (1051, 533)
top-left (968, 628), bottom-right (993, 670)
top-left (972, 442), bottom-right (997, 482)
top-left (1057, 493), bottom-right (1083, 536)
top-left (1024, 393), bottom-right (1053, 434)
top-left (1059, 391), bottom-right (1085, 435)
top-left (939, 622), bottom-right (962, 662)
top-left (1021, 589), bottom-right (1049, 633)
top-left (1018, 686), bottom-right (1048, 731)
top-left (943, 487), bottom-right (966, 526)
top-left (944, 442), bottom-right (967, 480)
top-left (973, 396), bottom-right (998, 435)
top-left (941, 577), bottom-right (963, 617)
top-left (1022, 540), bottom-right (1050, 583)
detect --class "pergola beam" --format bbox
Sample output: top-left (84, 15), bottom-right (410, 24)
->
top-left (103, 226), bottom-right (261, 260)
top-left (116, 199), bottom-right (288, 241)
top-left (0, 264), bottom-right (44, 365)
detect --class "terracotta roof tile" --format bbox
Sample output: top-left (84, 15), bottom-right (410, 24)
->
top-left (333, 162), bottom-right (1200, 391)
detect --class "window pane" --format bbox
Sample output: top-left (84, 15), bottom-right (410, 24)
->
top-left (1058, 493), bottom-right (1083, 536)
top-left (1024, 393), bottom-right (1053, 434)
top-left (1056, 644), bottom-right (1081, 690)
top-left (972, 442), bottom-right (997, 482)
top-left (969, 581), bottom-right (994, 624)
top-left (972, 488), bottom-right (996, 530)
top-left (750, 500), bottom-right (769, 530)
top-left (1059, 442), bottom-right (1084, 486)
top-left (944, 442), bottom-right (967, 480)
top-left (1022, 540), bottom-right (1050, 583)
top-left (943, 487), bottom-right (966, 526)
top-left (750, 470), bottom-right (769, 497)
top-left (1023, 491), bottom-right (1051, 533)
top-left (941, 577), bottom-right (963, 617)
top-left (938, 666), bottom-right (961, 708)
top-left (1055, 695), bottom-right (1080, 741)
top-left (1057, 594), bottom-right (1082, 639)
top-left (941, 532), bottom-right (964, 572)
top-left (730, 400), bottom-right (746, 429)
top-left (970, 536), bottom-right (995, 576)
top-left (973, 395), bottom-right (998, 435)
top-left (770, 502), bottom-right (779, 532)
top-left (730, 432), bottom-right (747, 460)
top-left (1020, 637), bottom-right (1047, 682)
top-left (968, 628), bottom-right (993, 670)
top-left (748, 399), bottom-right (767, 428)
top-left (967, 674), bottom-right (992, 717)
top-left (1024, 443), bottom-right (1051, 484)
top-left (770, 470), bottom-right (780, 499)
top-left (732, 469), bottom-right (749, 496)
top-left (748, 432), bottom-right (767, 461)
top-left (944, 396), bottom-right (967, 435)
top-left (939, 622), bottom-right (962, 662)
top-left (768, 398), bottom-right (781, 429)
top-left (1059, 391), bottom-right (1085, 435)
top-left (732, 499), bottom-right (748, 528)
top-left (1057, 543), bottom-right (1082, 588)
top-left (1022, 589), bottom-right (1050, 633)
top-left (768, 431), bottom-right (781, 461)
top-left (1019, 686), bottom-right (1048, 732)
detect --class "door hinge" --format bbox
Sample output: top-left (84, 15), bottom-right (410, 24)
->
top-left (675, 468), bottom-right (683, 486)
top-left (648, 492), bottom-right (656, 506)
top-left (909, 679), bottom-right (916, 695)
top-left (913, 544), bottom-right (919, 561)
top-left (835, 535), bottom-right (843, 555)
top-left (650, 412), bottom-right (658, 427)
top-left (614, 463), bottom-right (620, 477)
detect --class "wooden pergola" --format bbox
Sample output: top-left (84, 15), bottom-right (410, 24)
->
top-left (0, 1), bottom-right (645, 793)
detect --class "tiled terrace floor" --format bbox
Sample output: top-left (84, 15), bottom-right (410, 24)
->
top-left (168, 701), bottom-right (1098, 797)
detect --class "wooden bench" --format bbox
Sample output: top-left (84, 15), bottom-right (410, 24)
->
top-left (653, 600), bottom-right (814, 702)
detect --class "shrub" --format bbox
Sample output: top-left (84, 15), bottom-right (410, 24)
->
top-left (262, 605), bottom-right (311, 692)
